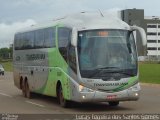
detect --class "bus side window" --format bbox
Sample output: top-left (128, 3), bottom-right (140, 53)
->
top-left (58, 27), bottom-right (72, 61)
top-left (44, 27), bottom-right (56, 48)
top-left (68, 45), bottom-right (77, 73)
top-left (35, 29), bottom-right (45, 48)
top-left (14, 33), bottom-right (23, 50)
top-left (22, 32), bottom-right (34, 49)
top-left (14, 34), bottom-right (19, 50)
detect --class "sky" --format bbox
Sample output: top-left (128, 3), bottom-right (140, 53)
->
top-left (1, 0), bottom-right (160, 48)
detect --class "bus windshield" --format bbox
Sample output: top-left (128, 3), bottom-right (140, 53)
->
top-left (78, 29), bottom-right (138, 80)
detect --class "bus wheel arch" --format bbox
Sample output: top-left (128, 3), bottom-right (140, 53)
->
top-left (23, 77), bottom-right (32, 99)
top-left (56, 80), bottom-right (69, 108)
top-left (20, 76), bottom-right (26, 97)
top-left (20, 76), bottom-right (23, 89)
top-left (56, 81), bottom-right (61, 98)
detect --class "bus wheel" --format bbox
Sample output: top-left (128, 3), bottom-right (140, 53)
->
top-left (22, 81), bottom-right (26, 97)
top-left (108, 101), bottom-right (119, 106)
top-left (58, 85), bottom-right (69, 108)
top-left (25, 81), bottom-right (32, 99)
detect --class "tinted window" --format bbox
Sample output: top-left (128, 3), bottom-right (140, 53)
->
top-left (14, 34), bottom-right (19, 50)
top-left (14, 26), bottom-right (56, 50)
top-left (44, 27), bottom-right (56, 48)
top-left (78, 30), bottom-right (137, 78)
top-left (68, 45), bottom-right (77, 73)
top-left (58, 27), bottom-right (72, 61)
top-left (22, 32), bottom-right (34, 49)
top-left (14, 33), bottom-right (23, 50)
top-left (35, 29), bottom-right (44, 48)
top-left (58, 27), bottom-right (71, 48)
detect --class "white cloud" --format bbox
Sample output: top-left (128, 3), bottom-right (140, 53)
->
top-left (104, 8), bottom-right (122, 18)
top-left (0, 19), bottom-right (36, 48)
top-left (1, 0), bottom-right (160, 48)
top-left (0, 6), bottom-right (121, 48)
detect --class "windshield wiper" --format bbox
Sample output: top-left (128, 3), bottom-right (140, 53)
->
top-left (104, 68), bottom-right (135, 76)
top-left (88, 67), bottom-right (120, 78)
top-left (95, 66), bottom-right (120, 70)
top-left (117, 71), bottom-right (135, 76)
top-left (85, 67), bottom-right (135, 78)
top-left (96, 67), bottom-right (135, 77)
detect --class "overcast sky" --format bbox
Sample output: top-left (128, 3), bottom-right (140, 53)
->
top-left (1, 0), bottom-right (160, 48)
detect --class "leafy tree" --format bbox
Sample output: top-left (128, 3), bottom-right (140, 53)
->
top-left (0, 47), bottom-right (12, 60)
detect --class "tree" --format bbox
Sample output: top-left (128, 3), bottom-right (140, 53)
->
top-left (0, 47), bottom-right (12, 60)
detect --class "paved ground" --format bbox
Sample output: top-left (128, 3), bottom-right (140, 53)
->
top-left (0, 72), bottom-right (160, 119)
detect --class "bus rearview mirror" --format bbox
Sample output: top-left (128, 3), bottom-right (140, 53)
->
top-left (130, 26), bottom-right (147, 46)
top-left (71, 28), bottom-right (78, 47)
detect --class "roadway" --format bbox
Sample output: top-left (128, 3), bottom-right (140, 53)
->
top-left (0, 72), bottom-right (160, 119)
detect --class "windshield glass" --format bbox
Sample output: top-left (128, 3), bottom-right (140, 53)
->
top-left (78, 29), bottom-right (138, 80)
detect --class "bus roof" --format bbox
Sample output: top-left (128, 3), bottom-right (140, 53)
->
top-left (16, 12), bottom-right (130, 33)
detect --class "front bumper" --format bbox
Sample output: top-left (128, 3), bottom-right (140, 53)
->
top-left (72, 83), bottom-right (140, 103)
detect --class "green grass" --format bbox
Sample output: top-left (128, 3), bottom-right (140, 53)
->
top-left (0, 60), bottom-right (160, 84)
top-left (0, 60), bottom-right (13, 72)
top-left (139, 63), bottom-right (160, 84)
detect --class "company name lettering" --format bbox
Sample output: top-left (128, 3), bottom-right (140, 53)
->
top-left (94, 82), bottom-right (128, 87)
top-left (26, 54), bottom-right (45, 61)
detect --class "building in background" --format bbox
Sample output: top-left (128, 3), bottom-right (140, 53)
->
top-left (121, 9), bottom-right (160, 60)
top-left (145, 16), bottom-right (160, 60)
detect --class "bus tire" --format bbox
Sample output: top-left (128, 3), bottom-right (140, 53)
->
top-left (25, 80), bottom-right (32, 99)
top-left (58, 84), bottom-right (69, 108)
top-left (108, 101), bottom-right (119, 106)
top-left (22, 80), bottom-right (26, 97)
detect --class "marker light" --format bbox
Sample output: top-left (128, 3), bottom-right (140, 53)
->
top-left (135, 93), bottom-right (139, 97)
top-left (79, 85), bottom-right (84, 92)
top-left (98, 31), bottom-right (108, 36)
top-left (82, 95), bottom-right (86, 99)
top-left (78, 85), bottom-right (94, 92)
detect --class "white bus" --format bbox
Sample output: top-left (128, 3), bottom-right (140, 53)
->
top-left (13, 12), bottom-right (146, 107)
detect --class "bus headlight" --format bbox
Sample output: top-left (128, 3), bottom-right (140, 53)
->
top-left (79, 85), bottom-right (94, 92)
top-left (135, 93), bottom-right (139, 97)
top-left (130, 83), bottom-right (141, 91)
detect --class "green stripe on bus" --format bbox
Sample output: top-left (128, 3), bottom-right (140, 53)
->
top-left (113, 76), bottom-right (138, 92)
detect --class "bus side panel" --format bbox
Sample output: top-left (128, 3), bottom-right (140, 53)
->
top-left (13, 64), bottom-right (21, 89)
top-left (42, 48), bottom-right (72, 100)
top-left (36, 48), bottom-right (58, 96)
top-left (13, 50), bottom-right (25, 89)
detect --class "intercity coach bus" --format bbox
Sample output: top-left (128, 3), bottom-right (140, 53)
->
top-left (13, 12), bottom-right (146, 107)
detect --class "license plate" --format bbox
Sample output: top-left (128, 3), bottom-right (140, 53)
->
top-left (107, 95), bottom-right (117, 99)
